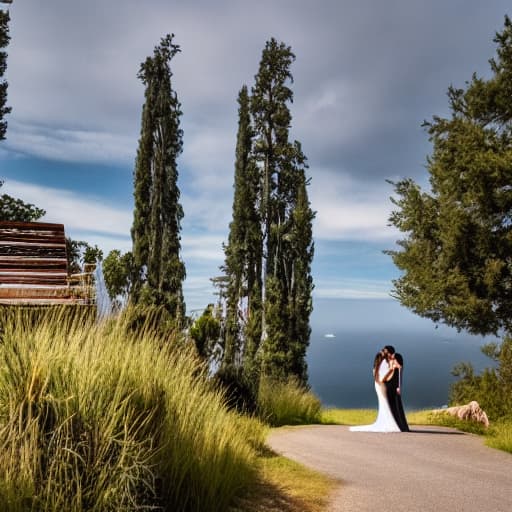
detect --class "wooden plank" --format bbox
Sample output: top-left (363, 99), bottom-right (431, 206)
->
top-left (0, 246), bottom-right (67, 257)
top-left (0, 277), bottom-right (68, 285)
top-left (0, 235), bottom-right (66, 244)
top-left (0, 287), bottom-right (74, 299)
top-left (0, 221), bottom-right (65, 231)
top-left (0, 241), bottom-right (66, 248)
top-left (0, 267), bottom-right (68, 277)
top-left (0, 256), bottom-right (67, 264)
top-left (0, 298), bottom-right (89, 305)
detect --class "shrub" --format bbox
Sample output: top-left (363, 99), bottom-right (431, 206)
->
top-left (214, 364), bottom-right (257, 414)
top-left (257, 376), bottom-right (321, 427)
top-left (450, 336), bottom-right (512, 421)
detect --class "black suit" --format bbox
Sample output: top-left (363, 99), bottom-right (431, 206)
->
top-left (385, 355), bottom-right (409, 432)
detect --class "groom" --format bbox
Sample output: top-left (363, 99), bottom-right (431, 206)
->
top-left (383, 345), bottom-right (409, 432)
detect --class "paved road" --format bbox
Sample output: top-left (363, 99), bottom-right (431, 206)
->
top-left (267, 425), bottom-right (512, 512)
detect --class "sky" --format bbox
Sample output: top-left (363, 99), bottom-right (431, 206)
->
top-left (0, 0), bottom-right (510, 314)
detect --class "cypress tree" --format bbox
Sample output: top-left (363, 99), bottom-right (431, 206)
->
top-left (251, 39), bottom-right (314, 383)
top-left (131, 34), bottom-right (185, 320)
top-left (220, 39), bottom-right (314, 388)
top-left (286, 172), bottom-right (315, 384)
top-left (222, 85), bottom-right (261, 369)
top-left (0, 8), bottom-right (11, 140)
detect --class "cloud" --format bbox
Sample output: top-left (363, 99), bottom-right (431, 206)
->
top-left (4, 121), bottom-right (136, 164)
top-left (309, 169), bottom-right (399, 241)
top-left (313, 277), bottom-right (392, 300)
top-left (2, 180), bottom-right (132, 236)
top-left (181, 234), bottom-right (225, 262)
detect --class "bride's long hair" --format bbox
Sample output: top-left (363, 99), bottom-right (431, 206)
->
top-left (372, 351), bottom-right (384, 377)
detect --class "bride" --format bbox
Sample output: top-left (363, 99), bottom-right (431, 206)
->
top-left (350, 350), bottom-right (400, 433)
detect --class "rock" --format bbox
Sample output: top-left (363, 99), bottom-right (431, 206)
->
top-left (433, 401), bottom-right (489, 428)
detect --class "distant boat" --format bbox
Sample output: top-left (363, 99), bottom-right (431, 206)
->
top-left (324, 333), bottom-right (336, 338)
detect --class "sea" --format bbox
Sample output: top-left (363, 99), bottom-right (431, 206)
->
top-left (306, 298), bottom-right (498, 411)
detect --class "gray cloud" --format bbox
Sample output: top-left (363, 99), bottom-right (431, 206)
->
top-left (8, 0), bottom-right (508, 179)
top-left (2, 0), bottom-right (510, 245)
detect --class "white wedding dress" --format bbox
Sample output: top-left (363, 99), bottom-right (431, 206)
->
top-left (349, 359), bottom-right (400, 433)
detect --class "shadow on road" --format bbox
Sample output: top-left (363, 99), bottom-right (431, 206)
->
top-left (409, 428), bottom-right (464, 435)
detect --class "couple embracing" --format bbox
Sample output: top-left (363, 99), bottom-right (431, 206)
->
top-left (350, 345), bottom-right (409, 433)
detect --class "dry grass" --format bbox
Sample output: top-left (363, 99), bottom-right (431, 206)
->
top-left (0, 307), bottom-right (266, 511)
top-left (231, 448), bottom-right (338, 512)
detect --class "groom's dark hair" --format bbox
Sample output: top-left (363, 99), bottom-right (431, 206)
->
top-left (384, 345), bottom-right (395, 354)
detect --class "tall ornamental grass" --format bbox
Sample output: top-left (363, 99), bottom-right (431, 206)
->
top-left (0, 307), bottom-right (265, 511)
top-left (257, 376), bottom-right (321, 427)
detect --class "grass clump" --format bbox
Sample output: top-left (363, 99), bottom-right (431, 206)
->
top-left (0, 307), bottom-right (266, 511)
top-left (257, 376), bottom-right (322, 427)
top-left (485, 420), bottom-right (512, 453)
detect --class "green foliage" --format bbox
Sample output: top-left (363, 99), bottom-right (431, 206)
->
top-left (214, 364), bottom-right (257, 414)
top-left (486, 420), bottom-right (512, 453)
top-left (251, 39), bottom-right (315, 385)
top-left (0, 308), bottom-right (265, 511)
top-left (0, 180), bottom-right (46, 222)
top-left (65, 238), bottom-right (102, 275)
top-left (222, 85), bottom-right (261, 369)
top-left (257, 376), bottom-right (321, 427)
top-left (102, 249), bottom-right (134, 306)
top-left (387, 16), bottom-right (512, 336)
top-left (219, 39), bottom-right (315, 390)
top-left (189, 304), bottom-right (221, 360)
top-left (131, 34), bottom-right (185, 321)
top-left (450, 336), bottom-right (512, 420)
top-left (0, 9), bottom-right (10, 140)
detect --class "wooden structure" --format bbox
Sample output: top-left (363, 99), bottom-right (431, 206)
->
top-left (0, 221), bottom-right (94, 305)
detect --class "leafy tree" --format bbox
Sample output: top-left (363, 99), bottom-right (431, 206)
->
top-left (387, 17), bottom-right (512, 418)
top-left (189, 304), bottom-right (221, 361)
top-left (103, 249), bottom-right (134, 305)
top-left (66, 238), bottom-right (102, 275)
top-left (0, 8), bottom-right (10, 140)
top-left (131, 34), bottom-right (186, 322)
top-left (387, 16), bottom-right (512, 337)
top-left (0, 180), bottom-right (46, 221)
top-left (83, 244), bottom-right (103, 265)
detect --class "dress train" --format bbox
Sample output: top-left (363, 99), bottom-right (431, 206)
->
top-left (350, 359), bottom-right (400, 433)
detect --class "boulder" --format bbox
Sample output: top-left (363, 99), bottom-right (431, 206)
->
top-left (434, 401), bottom-right (489, 428)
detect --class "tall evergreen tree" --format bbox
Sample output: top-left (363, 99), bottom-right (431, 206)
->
top-left (251, 39), bottom-right (314, 384)
top-left (222, 86), bottom-right (261, 369)
top-left (387, 16), bottom-right (512, 337)
top-left (131, 34), bottom-right (185, 320)
top-left (219, 39), bottom-right (315, 385)
top-left (0, 8), bottom-right (11, 140)
top-left (285, 173), bottom-right (315, 382)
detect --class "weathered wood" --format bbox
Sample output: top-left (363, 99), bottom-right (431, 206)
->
top-left (0, 221), bottom-right (94, 306)
top-left (0, 287), bottom-right (76, 299)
